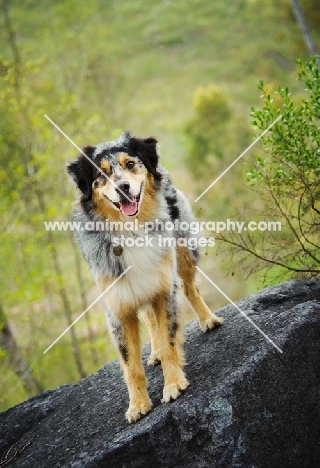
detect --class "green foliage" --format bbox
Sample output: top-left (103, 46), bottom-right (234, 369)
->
top-left (222, 56), bottom-right (320, 280)
top-left (184, 83), bottom-right (252, 221)
top-left (248, 56), bottom-right (320, 198)
top-left (185, 84), bottom-right (253, 179)
top-left (0, 54), bottom-right (109, 411)
top-left (194, 85), bottom-right (231, 123)
top-left (1, 0), bottom-right (320, 412)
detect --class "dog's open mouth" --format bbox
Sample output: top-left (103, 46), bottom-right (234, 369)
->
top-left (108, 185), bottom-right (142, 216)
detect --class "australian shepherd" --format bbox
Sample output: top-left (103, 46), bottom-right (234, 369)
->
top-left (67, 132), bottom-right (223, 423)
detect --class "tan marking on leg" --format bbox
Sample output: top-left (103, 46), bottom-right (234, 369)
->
top-left (141, 248), bottom-right (176, 366)
top-left (177, 245), bottom-right (223, 332)
top-left (141, 307), bottom-right (162, 365)
top-left (158, 249), bottom-right (186, 368)
top-left (99, 292), bottom-right (152, 424)
top-left (119, 312), bottom-right (152, 423)
top-left (153, 294), bottom-right (188, 403)
top-left (142, 250), bottom-right (182, 366)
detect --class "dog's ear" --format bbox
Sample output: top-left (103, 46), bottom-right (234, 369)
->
top-left (67, 146), bottom-right (95, 199)
top-left (129, 136), bottom-right (161, 180)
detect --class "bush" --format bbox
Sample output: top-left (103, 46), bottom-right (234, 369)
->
top-left (218, 56), bottom-right (320, 281)
top-left (185, 85), bottom-right (232, 176)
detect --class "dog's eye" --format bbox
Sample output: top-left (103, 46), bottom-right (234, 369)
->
top-left (126, 161), bottom-right (135, 170)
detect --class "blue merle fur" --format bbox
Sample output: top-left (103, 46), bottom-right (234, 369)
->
top-left (67, 131), bottom-right (200, 280)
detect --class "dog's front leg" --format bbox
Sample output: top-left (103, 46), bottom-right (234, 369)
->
top-left (141, 306), bottom-right (162, 366)
top-left (153, 291), bottom-right (189, 403)
top-left (107, 309), bottom-right (152, 423)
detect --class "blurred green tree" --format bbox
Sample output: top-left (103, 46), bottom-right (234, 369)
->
top-left (0, 0), bottom-right (117, 411)
top-left (0, 0), bottom-right (101, 401)
top-left (0, 51), bottom-right (88, 383)
top-left (184, 84), bottom-right (252, 220)
top-left (185, 85), bottom-right (232, 177)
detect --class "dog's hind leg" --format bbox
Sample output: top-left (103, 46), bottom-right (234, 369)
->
top-left (177, 245), bottom-right (223, 332)
top-left (106, 308), bottom-right (152, 423)
top-left (153, 286), bottom-right (189, 404)
top-left (141, 306), bottom-right (162, 366)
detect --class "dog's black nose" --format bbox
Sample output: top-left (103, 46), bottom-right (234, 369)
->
top-left (116, 181), bottom-right (130, 194)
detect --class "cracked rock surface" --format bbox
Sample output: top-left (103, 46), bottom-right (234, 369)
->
top-left (0, 280), bottom-right (320, 467)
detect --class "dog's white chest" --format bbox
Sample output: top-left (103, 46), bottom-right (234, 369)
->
top-left (106, 232), bottom-right (171, 309)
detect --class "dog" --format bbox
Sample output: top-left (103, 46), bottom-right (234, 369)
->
top-left (67, 131), bottom-right (223, 423)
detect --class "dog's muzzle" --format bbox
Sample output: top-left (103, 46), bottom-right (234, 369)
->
top-left (112, 181), bottom-right (141, 216)
top-left (116, 181), bottom-right (131, 198)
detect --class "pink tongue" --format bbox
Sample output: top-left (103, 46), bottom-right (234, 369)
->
top-left (120, 200), bottom-right (137, 216)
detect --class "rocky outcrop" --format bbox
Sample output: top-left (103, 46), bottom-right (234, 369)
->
top-left (1, 280), bottom-right (320, 467)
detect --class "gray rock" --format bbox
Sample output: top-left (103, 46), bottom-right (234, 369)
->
top-left (0, 279), bottom-right (320, 467)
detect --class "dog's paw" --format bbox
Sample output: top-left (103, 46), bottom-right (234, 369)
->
top-left (161, 377), bottom-right (189, 403)
top-left (147, 350), bottom-right (161, 366)
top-left (200, 313), bottom-right (223, 332)
top-left (126, 399), bottom-right (152, 424)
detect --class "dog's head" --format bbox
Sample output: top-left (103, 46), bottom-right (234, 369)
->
top-left (67, 132), bottom-right (161, 218)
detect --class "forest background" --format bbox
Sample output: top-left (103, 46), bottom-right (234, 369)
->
top-left (0, 0), bottom-right (319, 412)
